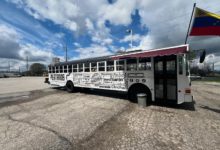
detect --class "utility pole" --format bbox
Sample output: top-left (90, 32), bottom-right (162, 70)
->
top-left (8, 61), bottom-right (10, 72)
top-left (65, 44), bottom-right (67, 62)
top-left (26, 56), bottom-right (29, 71)
top-left (63, 43), bottom-right (68, 62)
top-left (126, 29), bottom-right (133, 49)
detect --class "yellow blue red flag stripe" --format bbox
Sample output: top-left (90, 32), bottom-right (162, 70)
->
top-left (190, 7), bottom-right (220, 36)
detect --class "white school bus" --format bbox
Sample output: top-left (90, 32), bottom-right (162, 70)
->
top-left (48, 44), bottom-right (193, 104)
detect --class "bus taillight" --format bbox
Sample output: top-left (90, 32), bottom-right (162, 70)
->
top-left (185, 88), bottom-right (191, 94)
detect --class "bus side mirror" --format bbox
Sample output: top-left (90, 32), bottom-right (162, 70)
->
top-left (199, 50), bottom-right (206, 63)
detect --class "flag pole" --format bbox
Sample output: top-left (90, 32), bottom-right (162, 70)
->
top-left (185, 3), bottom-right (196, 44)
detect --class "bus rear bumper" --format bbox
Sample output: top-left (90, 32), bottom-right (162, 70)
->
top-left (184, 94), bottom-right (193, 103)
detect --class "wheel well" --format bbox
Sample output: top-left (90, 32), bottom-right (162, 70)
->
top-left (128, 83), bottom-right (152, 102)
top-left (66, 80), bottom-right (74, 86)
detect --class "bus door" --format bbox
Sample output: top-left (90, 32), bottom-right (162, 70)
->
top-left (154, 55), bottom-right (177, 103)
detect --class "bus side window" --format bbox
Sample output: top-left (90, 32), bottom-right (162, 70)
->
top-left (73, 64), bottom-right (77, 72)
top-left (68, 65), bottom-right (72, 73)
top-left (79, 64), bottom-right (83, 72)
top-left (64, 65), bottom-right (67, 73)
top-left (60, 66), bottom-right (63, 73)
top-left (52, 66), bottom-right (55, 73)
top-left (107, 60), bottom-right (114, 71)
top-left (127, 58), bottom-right (137, 71)
top-left (116, 60), bottom-right (125, 71)
top-left (48, 66), bottom-right (51, 73)
top-left (178, 55), bottom-right (183, 75)
top-left (98, 62), bottom-right (105, 71)
top-left (84, 63), bottom-right (90, 72)
top-left (55, 66), bottom-right (59, 73)
top-left (91, 62), bottom-right (97, 72)
top-left (139, 58), bottom-right (151, 70)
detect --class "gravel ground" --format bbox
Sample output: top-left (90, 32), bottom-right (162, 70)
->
top-left (0, 80), bottom-right (219, 150)
top-left (78, 82), bottom-right (220, 150)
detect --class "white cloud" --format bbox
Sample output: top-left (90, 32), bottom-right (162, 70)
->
top-left (205, 54), bottom-right (220, 64)
top-left (102, 38), bottom-right (113, 45)
top-left (74, 42), bottom-right (81, 48)
top-left (8, 0), bottom-right (136, 46)
top-left (138, 35), bottom-right (154, 50)
top-left (6, 0), bottom-right (220, 67)
top-left (120, 34), bottom-right (143, 43)
top-left (21, 0), bottom-right (80, 31)
top-left (74, 44), bottom-right (112, 59)
top-left (136, 0), bottom-right (220, 51)
top-left (99, 0), bottom-right (136, 26)
top-left (85, 18), bottom-right (94, 31)
top-left (0, 24), bottom-right (60, 71)
top-left (0, 58), bottom-right (26, 71)
top-left (0, 24), bottom-right (21, 59)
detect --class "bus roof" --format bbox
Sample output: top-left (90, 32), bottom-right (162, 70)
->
top-left (50, 44), bottom-right (188, 66)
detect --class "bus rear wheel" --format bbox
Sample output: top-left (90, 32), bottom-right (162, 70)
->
top-left (66, 81), bottom-right (74, 93)
top-left (128, 84), bottom-right (152, 104)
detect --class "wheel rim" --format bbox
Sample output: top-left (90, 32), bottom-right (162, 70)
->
top-left (67, 82), bottom-right (73, 91)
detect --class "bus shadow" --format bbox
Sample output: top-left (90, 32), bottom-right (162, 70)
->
top-left (200, 105), bottom-right (220, 114)
top-left (73, 88), bottom-right (196, 111)
top-left (75, 88), bottom-right (128, 100)
top-left (53, 87), bottom-right (195, 111)
top-left (152, 101), bottom-right (196, 111)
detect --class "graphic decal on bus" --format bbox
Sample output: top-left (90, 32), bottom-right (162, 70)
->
top-left (50, 74), bottom-right (65, 81)
top-left (72, 72), bottom-right (126, 90)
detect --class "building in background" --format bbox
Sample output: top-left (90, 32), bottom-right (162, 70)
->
top-left (52, 57), bottom-right (60, 65)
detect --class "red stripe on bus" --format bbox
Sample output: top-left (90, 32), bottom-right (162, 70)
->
top-left (112, 45), bottom-right (187, 60)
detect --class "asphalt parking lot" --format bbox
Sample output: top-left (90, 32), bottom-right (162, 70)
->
top-left (0, 77), bottom-right (219, 150)
top-left (0, 77), bottom-right (50, 94)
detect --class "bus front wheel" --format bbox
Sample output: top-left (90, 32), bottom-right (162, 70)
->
top-left (66, 81), bottom-right (74, 93)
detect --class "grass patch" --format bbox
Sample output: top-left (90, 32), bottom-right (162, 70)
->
top-left (199, 76), bottom-right (220, 83)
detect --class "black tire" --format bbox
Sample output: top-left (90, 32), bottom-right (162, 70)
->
top-left (128, 84), bottom-right (152, 104)
top-left (66, 81), bottom-right (74, 93)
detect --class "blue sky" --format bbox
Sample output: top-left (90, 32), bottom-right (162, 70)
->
top-left (0, 0), bottom-right (220, 71)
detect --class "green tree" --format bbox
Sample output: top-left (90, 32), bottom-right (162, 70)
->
top-left (30, 63), bottom-right (46, 76)
top-left (188, 50), bottom-right (196, 61)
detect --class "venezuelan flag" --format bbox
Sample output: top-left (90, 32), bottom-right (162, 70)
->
top-left (190, 7), bottom-right (220, 36)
